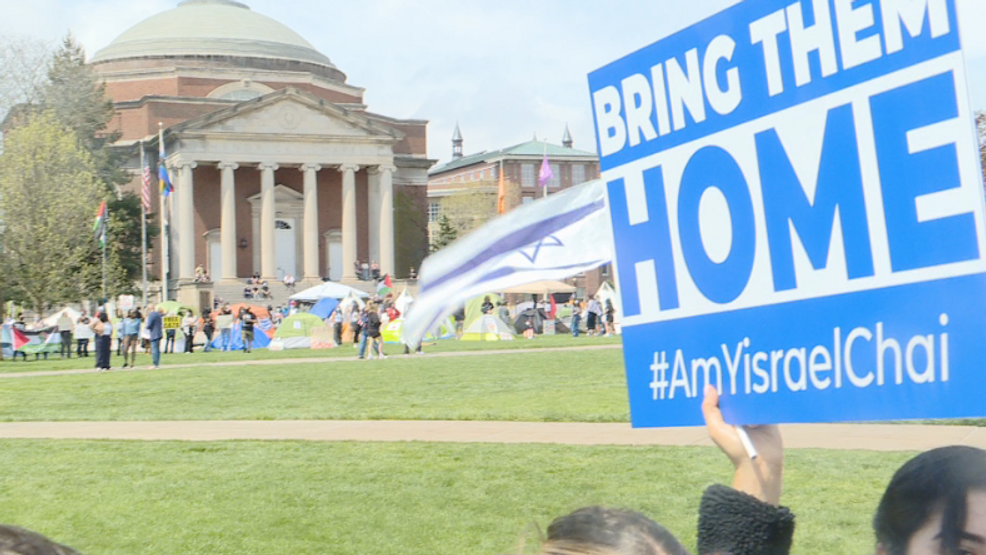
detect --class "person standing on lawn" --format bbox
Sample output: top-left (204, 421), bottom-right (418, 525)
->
top-left (218, 304), bottom-right (233, 351)
top-left (145, 304), bottom-right (163, 369)
top-left (570, 298), bottom-right (582, 338)
top-left (201, 308), bottom-right (214, 352)
top-left (332, 307), bottom-right (344, 346)
top-left (182, 309), bottom-right (198, 353)
top-left (90, 310), bottom-right (112, 371)
top-left (75, 311), bottom-right (92, 357)
top-left (121, 309), bottom-right (141, 368)
top-left (240, 307), bottom-right (256, 353)
top-left (57, 311), bottom-right (74, 358)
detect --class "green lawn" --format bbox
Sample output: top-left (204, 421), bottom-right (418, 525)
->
top-left (0, 334), bottom-right (621, 373)
top-left (0, 439), bottom-right (911, 555)
top-left (0, 350), bottom-right (629, 422)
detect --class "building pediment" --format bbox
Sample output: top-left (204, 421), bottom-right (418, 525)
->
top-left (246, 184), bottom-right (304, 205)
top-left (173, 87), bottom-right (403, 142)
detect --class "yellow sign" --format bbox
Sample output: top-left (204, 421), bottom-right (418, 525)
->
top-left (163, 316), bottom-right (182, 330)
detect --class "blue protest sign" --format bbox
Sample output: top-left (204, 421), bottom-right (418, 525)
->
top-left (589, 0), bottom-right (986, 427)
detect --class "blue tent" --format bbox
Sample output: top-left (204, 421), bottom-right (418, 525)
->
top-left (309, 298), bottom-right (339, 320)
top-left (209, 321), bottom-right (272, 351)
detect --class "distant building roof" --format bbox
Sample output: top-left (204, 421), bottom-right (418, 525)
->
top-left (91, 0), bottom-right (338, 71)
top-left (429, 139), bottom-right (597, 175)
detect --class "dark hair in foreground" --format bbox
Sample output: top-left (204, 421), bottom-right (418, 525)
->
top-left (0, 525), bottom-right (79, 555)
top-left (539, 507), bottom-right (688, 555)
top-left (874, 445), bottom-right (986, 555)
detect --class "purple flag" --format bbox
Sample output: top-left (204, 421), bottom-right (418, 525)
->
top-left (538, 155), bottom-right (554, 187)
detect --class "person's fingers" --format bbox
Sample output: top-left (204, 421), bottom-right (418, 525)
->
top-left (701, 385), bottom-right (726, 429)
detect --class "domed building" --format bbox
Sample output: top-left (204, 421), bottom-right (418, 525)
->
top-left (99, 0), bottom-right (431, 306)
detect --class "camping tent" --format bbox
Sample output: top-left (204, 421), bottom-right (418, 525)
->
top-left (461, 314), bottom-right (514, 341)
top-left (500, 280), bottom-right (576, 296)
top-left (393, 289), bottom-right (414, 316)
top-left (269, 313), bottom-right (331, 350)
top-left (158, 301), bottom-right (195, 316)
top-left (309, 297), bottom-right (339, 320)
top-left (339, 291), bottom-right (366, 313)
top-left (464, 293), bottom-right (504, 330)
top-left (43, 307), bottom-right (81, 328)
top-left (290, 282), bottom-right (370, 302)
top-left (226, 304), bottom-right (271, 320)
top-left (595, 281), bottom-right (621, 330)
top-left (209, 320), bottom-right (272, 351)
top-left (382, 316), bottom-right (455, 344)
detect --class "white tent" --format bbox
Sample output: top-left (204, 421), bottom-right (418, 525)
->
top-left (461, 314), bottom-right (514, 341)
top-left (290, 282), bottom-right (370, 302)
top-left (338, 290), bottom-right (367, 313)
top-left (595, 281), bottom-right (621, 330)
top-left (394, 288), bottom-right (414, 315)
top-left (43, 307), bottom-right (81, 328)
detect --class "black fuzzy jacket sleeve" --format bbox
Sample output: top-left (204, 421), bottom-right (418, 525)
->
top-left (696, 484), bottom-right (795, 555)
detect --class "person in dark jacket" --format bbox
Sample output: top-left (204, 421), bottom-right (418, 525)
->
top-left (534, 385), bottom-right (793, 555)
top-left (0, 525), bottom-right (79, 554)
top-left (145, 304), bottom-right (163, 369)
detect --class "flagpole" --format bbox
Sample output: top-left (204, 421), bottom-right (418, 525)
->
top-left (159, 122), bottom-right (169, 303)
top-left (102, 205), bottom-right (108, 307)
top-left (140, 141), bottom-right (149, 307)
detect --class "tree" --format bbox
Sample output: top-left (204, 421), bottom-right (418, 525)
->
top-left (42, 34), bottom-right (128, 192)
top-left (0, 34), bottom-right (52, 130)
top-left (431, 215), bottom-right (458, 252)
top-left (0, 112), bottom-right (104, 313)
top-left (394, 189), bottom-right (429, 277)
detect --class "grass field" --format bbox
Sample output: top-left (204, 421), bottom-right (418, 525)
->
top-left (0, 350), bottom-right (628, 422)
top-left (0, 440), bottom-right (911, 555)
top-left (0, 335), bottom-right (621, 373)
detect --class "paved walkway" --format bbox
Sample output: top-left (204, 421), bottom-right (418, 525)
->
top-left (0, 420), bottom-right (983, 451)
top-left (0, 344), bottom-right (622, 379)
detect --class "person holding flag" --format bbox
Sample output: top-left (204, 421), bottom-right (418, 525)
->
top-left (376, 274), bottom-right (393, 298)
top-left (93, 200), bottom-right (108, 303)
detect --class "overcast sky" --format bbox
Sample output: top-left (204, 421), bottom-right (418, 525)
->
top-left (0, 0), bottom-right (984, 166)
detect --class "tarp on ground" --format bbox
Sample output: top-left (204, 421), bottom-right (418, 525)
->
top-left (309, 298), bottom-right (339, 320)
top-left (290, 282), bottom-right (370, 302)
top-left (461, 314), bottom-right (514, 341)
top-left (268, 313), bottom-right (330, 350)
top-left (381, 317), bottom-right (455, 344)
top-left (464, 293), bottom-right (504, 330)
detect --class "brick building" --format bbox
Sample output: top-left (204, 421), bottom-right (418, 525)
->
top-left (96, 0), bottom-right (432, 308)
top-left (427, 125), bottom-right (612, 298)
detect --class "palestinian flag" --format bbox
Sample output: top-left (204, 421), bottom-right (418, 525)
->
top-left (93, 201), bottom-right (107, 248)
top-left (7, 326), bottom-right (29, 351)
top-left (377, 274), bottom-right (393, 297)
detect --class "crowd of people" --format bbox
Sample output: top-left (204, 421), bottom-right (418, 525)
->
top-left (3, 385), bottom-right (983, 554)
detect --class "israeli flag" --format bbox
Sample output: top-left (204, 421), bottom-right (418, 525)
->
top-left (402, 180), bottom-right (613, 346)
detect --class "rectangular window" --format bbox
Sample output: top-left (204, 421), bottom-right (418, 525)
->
top-left (428, 202), bottom-right (441, 223)
top-left (549, 163), bottom-right (561, 188)
top-left (521, 163), bottom-right (536, 187)
top-left (572, 164), bottom-right (586, 185)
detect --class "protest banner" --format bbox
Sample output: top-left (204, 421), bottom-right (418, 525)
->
top-left (163, 316), bottom-right (182, 331)
top-left (216, 315), bottom-right (234, 330)
top-left (589, 0), bottom-right (986, 427)
top-left (118, 296), bottom-right (135, 311)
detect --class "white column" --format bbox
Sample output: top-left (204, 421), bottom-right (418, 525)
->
top-left (177, 161), bottom-right (197, 282)
top-left (379, 164), bottom-right (396, 276)
top-left (367, 168), bottom-right (381, 264)
top-left (259, 163), bottom-right (279, 281)
top-left (219, 162), bottom-right (239, 283)
top-left (339, 163), bottom-right (359, 281)
top-left (301, 163), bottom-right (322, 282)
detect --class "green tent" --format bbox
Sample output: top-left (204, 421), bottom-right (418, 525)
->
top-left (157, 301), bottom-right (195, 316)
top-left (464, 293), bottom-right (504, 329)
top-left (270, 313), bottom-right (330, 350)
top-left (381, 317), bottom-right (456, 344)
